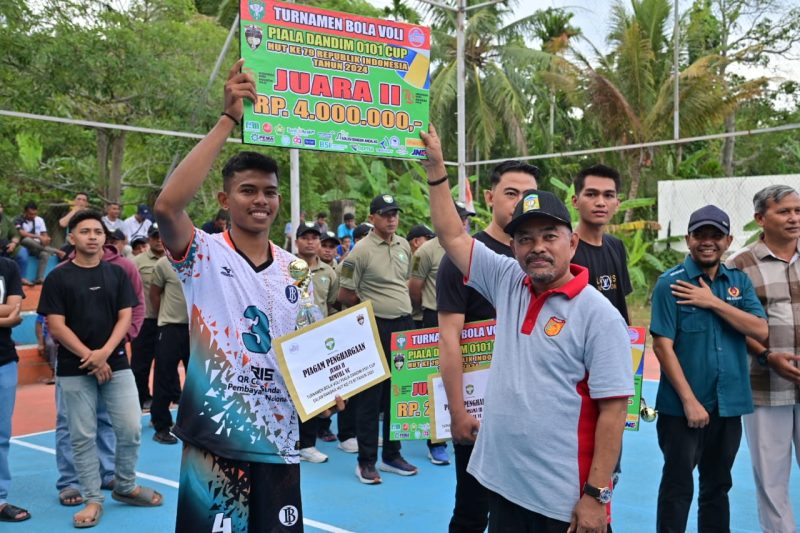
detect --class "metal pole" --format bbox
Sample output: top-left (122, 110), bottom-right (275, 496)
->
top-left (290, 149), bottom-right (300, 253)
top-left (456, 0), bottom-right (467, 202)
top-left (289, 0), bottom-right (301, 254)
top-left (673, 0), bottom-right (680, 142)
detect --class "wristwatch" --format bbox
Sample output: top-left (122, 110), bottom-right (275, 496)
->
top-left (583, 482), bottom-right (612, 504)
top-left (757, 349), bottom-right (772, 367)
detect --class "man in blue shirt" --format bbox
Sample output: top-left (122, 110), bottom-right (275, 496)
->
top-left (650, 205), bottom-right (768, 533)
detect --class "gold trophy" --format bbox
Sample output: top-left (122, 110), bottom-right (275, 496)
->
top-left (640, 396), bottom-right (658, 423)
top-left (289, 259), bottom-right (324, 329)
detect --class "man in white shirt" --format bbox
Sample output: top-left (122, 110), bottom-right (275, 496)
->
top-left (102, 203), bottom-right (124, 233)
top-left (15, 201), bottom-right (62, 284)
top-left (122, 205), bottom-right (152, 242)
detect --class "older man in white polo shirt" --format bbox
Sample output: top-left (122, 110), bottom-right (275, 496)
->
top-left (420, 126), bottom-right (633, 533)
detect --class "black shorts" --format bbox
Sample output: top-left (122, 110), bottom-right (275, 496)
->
top-left (176, 443), bottom-right (303, 533)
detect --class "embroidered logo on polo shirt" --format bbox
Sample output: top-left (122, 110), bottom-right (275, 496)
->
top-left (544, 316), bottom-right (566, 336)
top-left (523, 194), bottom-right (540, 212)
top-left (728, 286), bottom-right (740, 297)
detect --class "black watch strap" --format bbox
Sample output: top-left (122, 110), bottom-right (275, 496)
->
top-left (757, 349), bottom-right (772, 366)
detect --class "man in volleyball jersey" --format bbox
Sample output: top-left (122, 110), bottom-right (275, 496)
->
top-left (155, 60), bottom-right (341, 533)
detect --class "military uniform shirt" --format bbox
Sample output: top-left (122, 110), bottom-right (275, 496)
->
top-left (133, 249), bottom-right (162, 319)
top-left (339, 231), bottom-right (412, 319)
top-left (411, 237), bottom-right (445, 312)
top-left (310, 259), bottom-right (338, 318)
top-left (151, 255), bottom-right (189, 326)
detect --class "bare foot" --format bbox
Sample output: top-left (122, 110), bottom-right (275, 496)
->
top-left (73, 502), bottom-right (101, 526)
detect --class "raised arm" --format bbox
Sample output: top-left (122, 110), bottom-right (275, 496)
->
top-left (154, 59), bottom-right (257, 257)
top-left (419, 126), bottom-right (473, 276)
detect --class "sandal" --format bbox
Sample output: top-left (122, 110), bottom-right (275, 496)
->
top-left (111, 485), bottom-right (163, 507)
top-left (59, 487), bottom-right (84, 506)
top-left (73, 503), bottom-right (102, 529)
top-left (100, 478), bottom-right (115, 491)
top-left (0, 503), bottom-right (30, 522)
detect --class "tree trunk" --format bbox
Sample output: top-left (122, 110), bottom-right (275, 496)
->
top-left (109, 132), bottom-right (125, 203)
top-left (721, 111), bottom-right (736, 176)
top-left (96, 129), bottom-right (109, 198)
top-left (623, 152), bottom-right (642, 223)
top-left (548, 91), bottom-right (555, 153)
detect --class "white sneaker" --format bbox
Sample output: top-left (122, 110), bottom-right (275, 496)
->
top-left (299, 447), bottom-right (328, 463)
top-left (337, 437), bottom-right (358, 453)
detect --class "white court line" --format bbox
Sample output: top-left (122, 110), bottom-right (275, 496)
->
top-left (10, 437), bottom-right (355, 533)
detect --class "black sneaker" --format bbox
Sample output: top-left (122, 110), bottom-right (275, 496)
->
top-left (153, 430), bottom-right (178, 445)
top-left (355, 463), bottom-right (382, 484)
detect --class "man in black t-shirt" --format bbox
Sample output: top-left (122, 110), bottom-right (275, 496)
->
top-left (570, 164), bottom-right (632, 323)
top-left (38, 210), bottom-right (162, 528)
top-left (436, 160), bottom-right (539, 533)
top-left (571, 164), bottom-right (633, 487)
top-left (0, 257), bottom-right (29, 522)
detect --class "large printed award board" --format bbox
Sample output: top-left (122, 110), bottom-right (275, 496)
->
top-left (389, 322), bottom-right (647, 440)
top-left (389, 321), bottom-right (495, 441)
top-left (239, 0), bottom-right (430, 158)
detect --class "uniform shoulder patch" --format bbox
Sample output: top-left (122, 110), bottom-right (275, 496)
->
top-left (340, 261), bottom-right (355, 279)
top-left (411, 254), bottom-right (422, 274)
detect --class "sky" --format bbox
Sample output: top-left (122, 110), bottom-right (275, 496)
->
top-left (365, 0), bottom-right (800, 88)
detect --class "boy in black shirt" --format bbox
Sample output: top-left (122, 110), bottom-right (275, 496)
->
top-left (571, 164), bottom-right (633, 323)
top-left (38, 210), bottom-right (161, 528)
top-left (571, 164), bottom-right (633, 487)
top-left (436, 160), bottom-right (539, 533)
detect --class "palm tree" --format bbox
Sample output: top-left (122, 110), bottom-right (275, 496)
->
top-left (530, 7), bottom-right (581, 153)
top-left (425, 1), bottom-right (550, 161)
top-left (575, 0), bottom-right (765, 220)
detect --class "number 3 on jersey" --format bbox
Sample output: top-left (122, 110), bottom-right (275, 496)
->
top-left (243, 305), bottom-right (272, 354)
top-left (212, 512), bottom-right (231, 533)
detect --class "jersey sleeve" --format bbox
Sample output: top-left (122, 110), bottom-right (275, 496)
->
top-left (166, 227), bottom-right (209, 284)
top-left (584, 302), bottom-right (635, 399)
top-left (465, 240), bottom-right (519, 308)
top-left (649, 275), bottom-right (678, 340)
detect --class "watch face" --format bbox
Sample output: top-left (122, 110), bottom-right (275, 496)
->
top-left (598, 488), bottom-right (613, 504)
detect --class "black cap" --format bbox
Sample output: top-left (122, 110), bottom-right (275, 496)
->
top-left (353, 223), bottom-right (373, 240)
top-left (370, 194), bottom-right (402, 215)
top-left (109, 229), bottom-right (126, 242)
top-left (137, 204), bottom-right (151, 216)
top-left (321, 231), bottom-right (340, 244)
top-left (504, 190), bottom-right (572, 235)
top-left (407, 224), bottom-right (435, 241)
top-left (688, 205), bottom-right (730, 235)
top-left (130, 236), bottom-right (148, 247)
top-left (296, 221), bottom-right (321, 239)
top-left (147, 224), bottom-right (160, 238)
top-left (455, 201), bottom-right (476, 219)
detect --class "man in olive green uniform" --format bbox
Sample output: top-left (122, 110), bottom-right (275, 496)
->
top-left (319, 231), bottom-right (339, 268)
top-left (407, 224), bottom-right (435, 328)
top-left (294, 222), bottom-right (341, 462)
top-left (149, 255), bottom-right (189, 444)
top-left (409, 202), bottom-right (475, 466)
top-left (131, 226), bottom-right (165, 409)
top-left (338, 194), bottom-right (418, 484)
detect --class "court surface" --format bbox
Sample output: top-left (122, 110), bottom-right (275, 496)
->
top-left (8, 381), bottom-right (800, 532)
